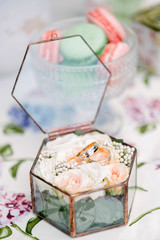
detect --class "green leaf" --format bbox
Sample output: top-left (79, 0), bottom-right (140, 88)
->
top-left (0, 144), bottom-right (13, 158)
top-left (42, 191), bottom-right (62, 222)
top-left (59, 205), bottom-right (70, 227)
top-left (3, 123), bottom-right (24, 135)
top-left (74, 130), bottom-right (85, 136)
top-left (0, 226), bottom-right (12, 239)
top-left (137, 162), bottom-right (146, 168)
top-left (144, 72), bottom-right (151, 86)
top-left (11, 224), bottom-right (39, 240)
top-left (25, 217), bottom-right (42, 235)
top-left (112, 139), bottom-right (124, 144)
top-left (137, 123), bottom-right (156, 134)
top-left (129, 186), bottom-right (148, 192)
top-left (129, 207), bottom-right (160, 226)
top-left (9, 160), bottom-right (25, 178)
top-left (74, 197), bottom-right (95, 233)
top-left (94, 196), bottom-right (124, 225)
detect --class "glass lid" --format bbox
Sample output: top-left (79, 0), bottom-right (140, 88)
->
top-left (12, 35), bottom-right (110, 134)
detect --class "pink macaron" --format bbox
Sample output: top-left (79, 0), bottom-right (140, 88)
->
top-left (99, 42), bottom-right (129, 63)
top-left (39, 29), bottom-right (61, 63)
top-left (88, 8), bottom-right (126, 42)
top-left (100, 42), bottom-right (130, 86)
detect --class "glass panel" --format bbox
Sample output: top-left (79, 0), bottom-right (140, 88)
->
top-left (128, 155), bottom-right (137, 217)
top-left (31, 175), bottom-right (70, 234)
top-left (12, 36), bottom-right (110, 133)
top-left (74, 187), bottom-right (125, 234)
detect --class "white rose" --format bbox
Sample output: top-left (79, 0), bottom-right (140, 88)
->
top-left (38, 158), bottom-right (56, 183)
top-left (79, 163), bottom-right (107, 188)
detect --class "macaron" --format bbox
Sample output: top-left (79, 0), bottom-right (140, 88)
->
top-left (100, 42), bottom-right (130, 87)
top-left (88, 7), bottom-right (126, 42)
top-left (99, 42), bottom-right (129, 63)
top-left (60, 23), bottom-right (108, 66)
top-left (39, 29), bottom-right (61, 63)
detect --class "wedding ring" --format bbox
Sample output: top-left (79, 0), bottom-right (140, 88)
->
top-left (89, 146), bottom-right (111, 164)
top-left (76, 142), bottom-right (99, 159)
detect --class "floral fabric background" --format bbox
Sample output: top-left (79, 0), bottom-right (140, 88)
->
top-left (0, 67), bottom-right (160, 240)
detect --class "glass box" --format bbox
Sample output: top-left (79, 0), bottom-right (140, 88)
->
top-left (12, 35), bottom-right (137, 237)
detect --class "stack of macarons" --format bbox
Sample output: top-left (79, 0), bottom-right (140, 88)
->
top-left (39, 7), bottom-right (130, 66)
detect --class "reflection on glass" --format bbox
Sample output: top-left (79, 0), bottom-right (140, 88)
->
top-left (12, 36), bottom-right (110, 133)
top-left (32, 176), bottom-right (70, 233)
top-left (128, 155), bottom-right (137, 217)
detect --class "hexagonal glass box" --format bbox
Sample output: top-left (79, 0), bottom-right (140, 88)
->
top-left (12, 35), bottom-right (137, 237)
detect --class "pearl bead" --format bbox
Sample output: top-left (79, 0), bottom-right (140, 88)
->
top-left (67, 163), bottom-right (70, 168)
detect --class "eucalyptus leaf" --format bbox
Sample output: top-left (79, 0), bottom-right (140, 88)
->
top-left (0, 144), bottom-right (13, 158)
top-left (94, 196), bottom-right (124, 225)
top-left (94, 196), bottom-right (115, 225)
top-left (74, 197), bottom-right (95, 233)
top-left (42, 191), bottom-right (61, 222)
top-left (0, 226), bottom-right (12, 239)
top-left (112, 139), bottom-right (124, 144)
top-left (25, 217), bottom-right (42, 235)
top-left (3, 123), bottom-right (24, 135)
top-left (9, 160), bottom-right (25, 178)
top-left (59, 205), bottom-right (70, 227)
top-left (74, 130), bottom-right (85, 136)
top-left (112, 197), bottom-right (124, 221)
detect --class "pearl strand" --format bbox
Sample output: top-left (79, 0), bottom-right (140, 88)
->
top-left (38, 150), bottom-right (81, 176)
top-left (112, 141), bottom-right (135, 167)
top-left (55, 159), bottom-right (79, 176)
top-left (38, 150), bottom-right (55, 160)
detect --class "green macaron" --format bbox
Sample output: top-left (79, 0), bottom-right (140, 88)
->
top-left (60, 23), bottom-right (108, 66)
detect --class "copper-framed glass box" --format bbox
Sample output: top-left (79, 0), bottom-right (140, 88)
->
top-left (133, 4), bottom-right (160, 75)
top-left (11, 35), bottom-right (137, 237)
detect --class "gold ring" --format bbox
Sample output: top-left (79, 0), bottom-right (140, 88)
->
top-left (76, 142), bottom-right (99, 159)
top-left (89, 146), bottom-right (111, 164)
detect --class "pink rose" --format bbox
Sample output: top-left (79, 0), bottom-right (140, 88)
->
top-left (105, 163), bottom-right (129, 186)
top-left (55, 169), bottom-right (94, 194)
